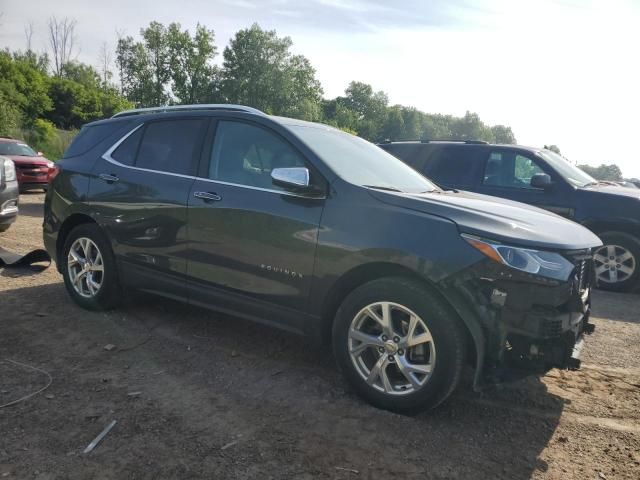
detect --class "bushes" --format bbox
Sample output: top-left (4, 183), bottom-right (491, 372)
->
top-left (9, 121), bottom-right (77, 160)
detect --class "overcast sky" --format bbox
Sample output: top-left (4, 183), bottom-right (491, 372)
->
top-left (2, 0), bottom-right (639, 177)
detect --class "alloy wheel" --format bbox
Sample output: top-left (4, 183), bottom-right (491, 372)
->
top-left (67, 237), bottom-right (104, 298)
top-left (594, 244), bottom-right (636, 284)
top-left (348, 301), bottom-right (436, 395)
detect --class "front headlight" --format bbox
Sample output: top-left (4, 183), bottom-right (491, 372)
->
top-left (1, 157), bottom-right (16, 182)
top-left (462, 234), bottom-right (575, 281)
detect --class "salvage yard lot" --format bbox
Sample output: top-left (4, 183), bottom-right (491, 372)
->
top-left (1, 193), bottom-right (639, 479)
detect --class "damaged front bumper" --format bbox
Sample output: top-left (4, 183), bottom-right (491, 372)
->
top-left (440, 249), bottom-right (595, 388)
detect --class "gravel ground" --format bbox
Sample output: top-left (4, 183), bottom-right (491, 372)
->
top-left (1, 193), bottom-right (639, 479)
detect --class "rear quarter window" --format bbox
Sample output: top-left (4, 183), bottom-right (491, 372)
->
top-left (63, 121), bottom-right (131, 158)
top-left (379, 144), bottom-right (427, 168)
top-left (424, 146), bottom-right (482, 187)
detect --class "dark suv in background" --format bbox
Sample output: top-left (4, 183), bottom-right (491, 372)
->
top-left (379, 141), bottom-right (640, 292)
top-left (44, 105), bottom-right (601, 412)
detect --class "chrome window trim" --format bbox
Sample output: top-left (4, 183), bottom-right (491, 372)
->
top-left (101, 125), bottom-right (325, 199)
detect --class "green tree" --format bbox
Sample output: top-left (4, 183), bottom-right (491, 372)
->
top-left (544, 144), bottom-right (561, 154)
top-left (167, 23), bottom-right (218, 104)
top-left (492, 125), bottom-right (517, 144)
top-left (220, 23), bottom-right (323, 118)
top-left (450, 111), bottom-right (494, 141)
top-left (338, 81), bottom-right (388, 140)
top-left (0, 50), bottom-right (52, 125)
top-left (116, 22), bottom-right (171, 106)
top-left (578, 164), bottom-right (623, 181)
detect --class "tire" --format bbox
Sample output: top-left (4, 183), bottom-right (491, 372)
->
top-left (62, 223), bottom-right (121, 310)
top-left (332, 277), bottom-right (466, 413)
top-left (0, 224), bottom-right (10, 233)
top-left (594, 232), bottom-right (640, 292)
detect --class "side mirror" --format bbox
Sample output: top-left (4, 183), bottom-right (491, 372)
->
top-left (271, 167), bottom-right (311, 190)
top-left (530, 173), bottom-right (552, 190)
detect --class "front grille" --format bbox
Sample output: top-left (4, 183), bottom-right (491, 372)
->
top-left (542, 317), bottom-right (563, 337)
top-left (16, 163), bottom-right (43, 170)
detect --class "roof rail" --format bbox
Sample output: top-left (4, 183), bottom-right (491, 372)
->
top-left (112, 104), bottom-right (265, 119)
top-left (420, 139), bottom-right (489, 145)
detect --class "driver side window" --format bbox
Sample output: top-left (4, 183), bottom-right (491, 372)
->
top-left (483, 151), bottom-right (544, 189)
top-left (209, 121), bottom-right (306, 191)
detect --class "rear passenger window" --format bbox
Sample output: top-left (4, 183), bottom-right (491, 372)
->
top-left (426, 147), bottom-right (477, 186)
top-left (135, 119), bottom-right (207, 175)
top-left (111, 127), bottom-right (142, 166)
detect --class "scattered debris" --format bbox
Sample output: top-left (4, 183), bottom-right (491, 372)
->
top-left (35, 312), bottom-right (48, 317)
top-left (231, 350), bottom-right (238, 357)
top-left (44, 394), bottom-right (55, 400)
top-left (127, 391), bottom-right (142, 397)
top-left (221, 440), bottom-right (238, 451)
top-left (83, 420), bottom-right (117, 454)
top-left (0, 359), bottom-right (53, 409)
top-left (335, 466), bottom-right (359, 474)
top-left (103, 344), bottom-right (116, 352)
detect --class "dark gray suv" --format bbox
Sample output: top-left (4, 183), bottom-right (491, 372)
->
top-left (44, 105), bottom-right (601, 412)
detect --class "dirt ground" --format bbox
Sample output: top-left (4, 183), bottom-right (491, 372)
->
top-left (1, 193), bottom-right (639, 480)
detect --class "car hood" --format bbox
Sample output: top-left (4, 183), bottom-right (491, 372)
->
top-left (368, 188), bottom-right (602, 251)
top-left (579, 184), bottom-right (640, 200)
top-left (7, 155), bottom-right (50, 164)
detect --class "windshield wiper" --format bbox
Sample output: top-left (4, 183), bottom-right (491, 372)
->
top-left (363, 185), bottom-right (403, 192)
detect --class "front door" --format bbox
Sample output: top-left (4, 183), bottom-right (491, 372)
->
top-left (186, 119), bottom-right (325, 322)
top-left (475, 149), bottom-right (575, 218)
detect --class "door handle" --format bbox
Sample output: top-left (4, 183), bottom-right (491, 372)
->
top-left (193, 191), bottom-right (222, 202)
top-left (99, 173), bottom-right (119, 183)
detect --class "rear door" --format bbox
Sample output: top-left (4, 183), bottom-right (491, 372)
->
top-left (475, 148), bottom-right (575, 217)
top-left (186, 118), bottom-right (325, 323)
top-left (89, 117), bottom-right (208, 297)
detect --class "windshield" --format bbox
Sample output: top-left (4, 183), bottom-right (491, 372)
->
top-left (0, 142), bottom-right (38, 157)
top-left (289, 125), bottom-right (437, 193)
top-left (537, 149), bottom-right (596, 188)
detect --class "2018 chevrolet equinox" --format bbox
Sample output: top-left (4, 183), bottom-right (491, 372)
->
top-left (43, 104), bottom-right (602, 412)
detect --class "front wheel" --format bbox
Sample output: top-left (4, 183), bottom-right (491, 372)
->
top-left (594, 232), bottom-right (640, 292)
top-left (332, 277), bottom-right (466, 413)
top-left (62, 223), bottom-right (121, 310)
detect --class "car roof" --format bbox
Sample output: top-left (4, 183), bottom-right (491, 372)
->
top-left (85, 108), bottom-right (339, 132)
top-left (380, 140), bottom-right (542, 155)
top-left (0, 138), bottom-right (21, 144)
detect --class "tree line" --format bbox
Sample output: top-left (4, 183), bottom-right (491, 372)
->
top-left (0, 17), bottom-right (517, 155)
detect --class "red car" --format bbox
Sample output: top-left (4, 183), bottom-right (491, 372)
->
top-left (0, 138), bottom-right (57, 192)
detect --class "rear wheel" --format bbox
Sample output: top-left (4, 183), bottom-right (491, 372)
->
top-left (332, 277), bottom-right (466, 413)
top-left (62, 223), bottom-right (121, 310)
top-left (594, 232), bottom-right (640, 292)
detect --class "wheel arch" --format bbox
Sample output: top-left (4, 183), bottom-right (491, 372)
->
top-left (318, 262), bottom-right (478, 365)
top-left (582, 219), bottom-right (640, 239)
